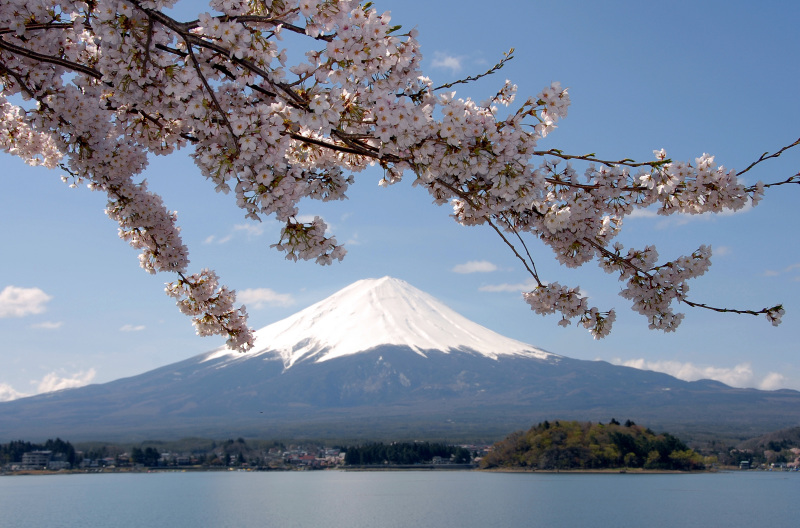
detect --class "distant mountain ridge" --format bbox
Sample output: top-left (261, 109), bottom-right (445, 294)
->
top-left (1, 277), bottom-right (798, 442)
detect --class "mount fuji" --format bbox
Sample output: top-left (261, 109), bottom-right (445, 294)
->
top-left (209, 275), bottom-right (554, 367)
top-left (1, 277), bottom-right (799, 442)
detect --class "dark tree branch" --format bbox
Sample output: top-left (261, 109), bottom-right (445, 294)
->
top-left (485, 216), bottom-right (541, 284)
top-left (433, 48), bottom-right (515, 92)
top-left (183, 41), bottom-right (239, 153)
top-left (738, 137), bottom-right (800, 176)
top-left (0, 37), bottom-right (102, 80)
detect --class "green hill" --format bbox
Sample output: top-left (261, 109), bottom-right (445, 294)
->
top-left (480, 419), bottom-right (705, 471)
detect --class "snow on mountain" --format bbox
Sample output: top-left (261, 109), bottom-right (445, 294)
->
top-left (206, 276), bottom-right (554, 368)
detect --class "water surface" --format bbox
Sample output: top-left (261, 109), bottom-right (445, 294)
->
top-left (1, 470), bottom-right (796, 527)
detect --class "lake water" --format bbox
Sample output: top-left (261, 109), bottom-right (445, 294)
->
top-left (1, 470), bottom-right (797, 527)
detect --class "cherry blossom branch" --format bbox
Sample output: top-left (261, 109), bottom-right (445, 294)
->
top-left (0, 37), bottom-right (102, 80)
top-left (680, 299), bottom-right (783, 318)
top-left (0, 22), bottom-right (86, 35)
top-left (533, 148), bottom-right (670, 169)
top-left (183, 40), bottom-right (239, 153)
top-left (582, 237), bottom-right (783, 323)
top-left (2, 0), bottom-right (794, 347)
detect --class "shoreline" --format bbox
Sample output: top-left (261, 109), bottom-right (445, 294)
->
top-left (2, 465), bottom-right (755, 476)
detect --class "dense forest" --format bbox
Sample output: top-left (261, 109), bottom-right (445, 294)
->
top-left (480, 420), bottom-right (705, 471)
top-left (344, 442), bottom-right (472, 465)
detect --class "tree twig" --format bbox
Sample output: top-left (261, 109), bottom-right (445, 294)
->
top-left (737, 137), bottom-right (800, 176)
top-left (432, 48), bottom-right (515, 92)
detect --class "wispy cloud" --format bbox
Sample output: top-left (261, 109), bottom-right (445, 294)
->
top-left (610, 358), bottom-right (789, 390)
top-left (764, 262), bottom-right (800, 278)
top-left (36, 369), bottom-right (96, 394)
top-left (233, 223), bottom-right (264, 237)
top-left (30, 321), bottom-right (63, 330)
top-left (628, 203), bottom-right (753, 229)
top-left (0, 286), bottom-right (52, 318)
top-left (237, 288), bottom-right (295, 309)
top-left (478, 279), bottom-right (538, 293)
top-left (431, 52), bottom-right (464, 74)
top-left (120, 324), bottom-right (146, 332)
top-left (204, 223), bottom-right (265, 244)
top-left (452, 260), bottom-right (498, 274)
top-left (204, 234), bottom-right (232, 244)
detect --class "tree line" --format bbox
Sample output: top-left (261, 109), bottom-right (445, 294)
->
top-left (344, 442), bottom-right (471, 465)
top-left (480, 420), bottom-right (705, 471)
top-left (0, 438), bottom-right (77, 465)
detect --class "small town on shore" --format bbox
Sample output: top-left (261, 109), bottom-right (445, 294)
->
top-left (3, 420), bottom-right (800, 476)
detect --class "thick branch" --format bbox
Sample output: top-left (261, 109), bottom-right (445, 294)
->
top-left (0, 37), bottom-right (102, 80)
top-left (183, 41), bottom-right (238, 152)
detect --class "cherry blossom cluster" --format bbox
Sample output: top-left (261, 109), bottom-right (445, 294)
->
top-left (165, 269), bottom-right (252, 350)
top-left (0, 0), bottom-right (791, 350)
top-left (0, 98), bottom-right (62, 168)
top-left (272, 216), bottom-right (346, 265)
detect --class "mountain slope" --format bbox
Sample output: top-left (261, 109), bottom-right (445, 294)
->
top-left (1, 277), bottom-right (798, 442)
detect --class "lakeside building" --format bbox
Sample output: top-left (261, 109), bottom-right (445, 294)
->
top-left (21, 451), bottom-right (52, 470)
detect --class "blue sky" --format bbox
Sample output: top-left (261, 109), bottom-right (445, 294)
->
top-left (1, 0), bottom-right (799, 401)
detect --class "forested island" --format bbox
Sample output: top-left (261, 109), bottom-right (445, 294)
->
top-left (480, 420), bottom-right (707, 471)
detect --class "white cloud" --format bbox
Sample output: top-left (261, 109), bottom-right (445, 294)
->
top-left (120, 324), bottom-right (146, 332)
top-left (237, 288), bottom-right (295, 309)
top-left (758, 372), bottom-right (788, 391)
top-left (233, 223), bottom-right (264, 237)
top-left (36, 369), bottom-right (96, 394)
top-left (30, 321), bottom-right (63, 330)
top-left (431, 52), bottom-right (464, 73)
top-left (627, 208), bottom-right (660, 219)
top-left (452, 260), bottom-right (498, 274)
top-left (0, 286), bottom-right (52, 318)
top-left (0, 369), bottom-right (98, 401)
top-left (611, 358), bottom-right (789, 390)
top-left (295, 214), bottom-right (318, 224)
top-left (0, 383), bottom-right (28, 402)
top-left (479, 279), bottom-right (538, 293)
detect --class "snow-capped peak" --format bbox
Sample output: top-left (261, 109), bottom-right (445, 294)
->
top-left (206, 276), bottom-right (554, 368)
